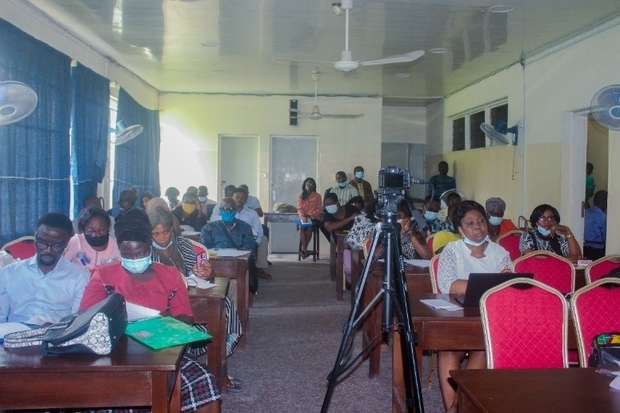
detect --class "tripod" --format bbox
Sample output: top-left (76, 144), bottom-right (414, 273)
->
top-left (321, 211), bottom-right (424, 413)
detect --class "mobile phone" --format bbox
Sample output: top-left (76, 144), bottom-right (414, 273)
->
top-left (197, 251), bottom-right (207, 264)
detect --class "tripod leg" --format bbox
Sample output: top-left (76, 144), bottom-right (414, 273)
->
top-left (390, 231), bottom-right (424, 413)
top-left (321, 227), bottom-right (383, 413)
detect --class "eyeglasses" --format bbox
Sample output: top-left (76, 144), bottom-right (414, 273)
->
top-left (538, 215), bottom-right (556, 223)
top-left (84, 228), bottom-right (109, 237)
top-left (34, 237), bottom-right (67, 253)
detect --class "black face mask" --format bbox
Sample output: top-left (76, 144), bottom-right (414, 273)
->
top-left (85, 233), bottom-right (109, 247)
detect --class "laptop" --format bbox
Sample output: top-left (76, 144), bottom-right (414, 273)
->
top-left (454, 273), bottom-right (534, 306)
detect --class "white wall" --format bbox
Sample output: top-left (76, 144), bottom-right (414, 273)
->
top-left (159, 94), bottom-right (382, 210)
top-left (381, 106), bottom-right (426, 144)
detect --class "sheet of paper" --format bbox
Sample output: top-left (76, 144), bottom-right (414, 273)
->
top-left (187, 275), bottom-right (216, 289)
top-left (126, 302), bottom-right (162, 322)
top-left (0, 322), bottom-right (30, 339)
top-left (404, 259), bottom-right (431, 268)
top-left (420, 299), bottom-right (462, 311)
top-left (210, 248), bottom-right (250, 257)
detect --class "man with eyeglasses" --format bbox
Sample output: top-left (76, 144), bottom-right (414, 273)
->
top-left (0, 213), bottom-right (89, 325)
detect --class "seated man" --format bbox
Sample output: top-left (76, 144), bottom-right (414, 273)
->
top-left (348, 166), bottom-right (374, 207)
top-left (210, 184), bottom-right (237, 220)
top-left (201, 197), bottom-right (259, 294)
top-left (197, 185), bottom-right (217, 221)
top-left (584, 190), bottom-right (607, 260)
top-left (0, 213), bottom-right (89, 325)
top-left (421, 195), bottom-right (444, 236)
top-left (326, 171), bottom-right (359, 206)
top-left (238, 184), bottom-right (264, 217)
top-left (107, 188), bottom-right (139, 219)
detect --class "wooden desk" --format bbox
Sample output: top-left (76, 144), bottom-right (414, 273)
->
top-left (188, 276), bottom-right (229, 394)
top-left (210, 254), bottom-right (250, 349)
top-left (0, 336), bottom-right (184, 412)
top-left (263, 212), bottom-right (298, 224)
top-left (362, 263), bottom-right (431, 377)
top-left (451, 368), bottom-right (620, 413)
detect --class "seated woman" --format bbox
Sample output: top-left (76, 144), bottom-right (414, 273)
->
top-left (396, 201), bottom-right (432, 260)
top-left (436, 200), bottom-right (513, 412)
top-left (296, 177), bottom-right (323, 259)
top-left (79, 216), bottom-right (220, 413)
top-left (148, 206), bottom-right (243, 391)
top-left (519, 203), bottom-right (582, 263)
top-left (64, 206), bottom-right (120, 271)
top-left (484, 197), bottom-right (517, 242)
top-left (173, 192), bottom-right (207, 231)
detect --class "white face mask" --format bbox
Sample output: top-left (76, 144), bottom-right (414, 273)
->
top-left (197, 196), bottom-right (207, 203)
top-left (462, 235), bottom-right (489, 247)
top-left (537, 226), bottom-right (552, 237)
top-left (325, 204), bottom-right (338, 214)
top-left (488, 216), bottom-right (503, 226)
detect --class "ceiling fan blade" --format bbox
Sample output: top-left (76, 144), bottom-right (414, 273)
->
top-left (322, 113), bottom-right (365, 119)
top-left (359, 50), bottom-right (425, 67)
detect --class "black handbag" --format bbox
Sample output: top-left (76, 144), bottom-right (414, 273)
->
top-left (4, 293), bottom-right (128, 355)
top-left (589, 332), bottom-right (620, 368)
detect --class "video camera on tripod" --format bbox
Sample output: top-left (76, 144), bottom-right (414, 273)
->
top-left (376, 166), bottom-right (428, 231)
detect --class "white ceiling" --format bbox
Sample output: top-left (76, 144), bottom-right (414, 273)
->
top-left (18, 0), bottom-right (620, 103)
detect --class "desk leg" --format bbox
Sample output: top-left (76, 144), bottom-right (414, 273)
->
top-left (330, 236), bottom-right (336, 281)
top-left (205, 297), bottom-right (227, 394)
top-left (336, 245), bottom-right (344, 301)
top-left (153, 370), bottom-right (179, 413)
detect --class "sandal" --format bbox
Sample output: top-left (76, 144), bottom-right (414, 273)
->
top-left (226, 376), bottom-right (242, 393)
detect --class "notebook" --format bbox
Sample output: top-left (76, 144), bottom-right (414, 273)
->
top-left (125, 316), bottom-right (212, 350)
top-left (454, 272), bottom-right (534, 306)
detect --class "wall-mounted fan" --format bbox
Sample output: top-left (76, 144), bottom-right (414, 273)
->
top-left (333, 0), bottom-right (425, 72)
top-left (480, 120), bottom-right (519, 145)
top-left (0, 81), bottom-right (38, 126)
top-left (590, 85), bottom-right (620, 131)
top-left (291, 71), bottom-right (364, 120)
top-left (112, 120), bottom-right (143, 145)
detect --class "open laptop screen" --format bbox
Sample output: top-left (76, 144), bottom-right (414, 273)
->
top-left (455, 273), bottom-right (534, 306)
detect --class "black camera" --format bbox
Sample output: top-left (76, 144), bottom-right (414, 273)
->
top-left (378, 166), bottom-right (411, 190)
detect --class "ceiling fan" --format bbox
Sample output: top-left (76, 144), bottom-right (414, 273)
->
top-left (333, 0), bottom-right (425, 72)
top-left (292, 71), bottom-right (364, 120)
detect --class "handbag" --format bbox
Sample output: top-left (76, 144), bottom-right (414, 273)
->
top-left (589, 332), bottom-right (620, 367)
top-left (4, 293), bottom-right (128, 355)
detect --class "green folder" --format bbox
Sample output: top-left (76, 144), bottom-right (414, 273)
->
top-left (125, 317), bottom-right (212, 350)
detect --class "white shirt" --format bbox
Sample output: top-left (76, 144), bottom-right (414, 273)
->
top-left (437, 239), bottom-right (512, 294)
top-left (0, 256), bottom-right (89, 325)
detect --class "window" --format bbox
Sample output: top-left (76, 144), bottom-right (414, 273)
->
top-left (450, 101), bottom-right (508, 151)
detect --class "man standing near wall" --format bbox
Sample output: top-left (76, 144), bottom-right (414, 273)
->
top-left (348, 166), bottom-right (373, 207)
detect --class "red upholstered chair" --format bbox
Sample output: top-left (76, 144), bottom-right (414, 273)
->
top-left (188, 239), bottom-right (208, 256)
top-left (1, 236), bottom-right (36, 260)
top-left (513, 250), bottom-right (575, 294)
top-left (585, 255), bottom-right (620, 284)
top-left (425, 233), bottom-right (436, 257)
top-left (571, 278), bottom-right (620, 367)
top-left (496, 229), bottom-right (523, 261)
top-left (481, 278), bottom-right (569, 369)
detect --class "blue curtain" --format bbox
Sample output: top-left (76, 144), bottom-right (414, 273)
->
top-left (0, 19), bottom-right (72, 245)
top-left (70, 63), bottom-right (110, 217)
top-left (112, 88), bottom-right (160, 204)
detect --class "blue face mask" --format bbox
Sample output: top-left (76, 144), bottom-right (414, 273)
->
top-left (338, 181), bottom-right (348, 188)
top-left (152, 240), bottom-right (173, 250)
top-left (488, 216), bottom-right (503, 226)
top-left (221, 210), bottom-right (236, 223)
top-left (424, 211), bottom-right (438, 221)
top-left (463, 235), bottom-right (489, 247)
top-left (537, 226), bottom-right (552, 237)
top-left (355, 171), bottom-right (364, 179)
top-left (121, 255), bottom-right (152, 274)
top-left (325, 204), bottom-right (338, 214)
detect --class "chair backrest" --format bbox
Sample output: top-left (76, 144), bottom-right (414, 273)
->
top-left (496, 229), bottom-right (523, 261)
top-left (513, 250), bottom-right (575, 294)
top-left (187, 238), bottom-right (208, 255)
top-left (571, 278), bottom-right (620, 367)
top-left (481, 278), bottom-right (569, 369)
top-left (585, 255), bottom-right (620, 284)
top-left (429, 254), bottom-right (440, 294)
top-left (425, 233), bottom-right (436, 256)
top-left (0, 236), bottom-right (36, 260)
